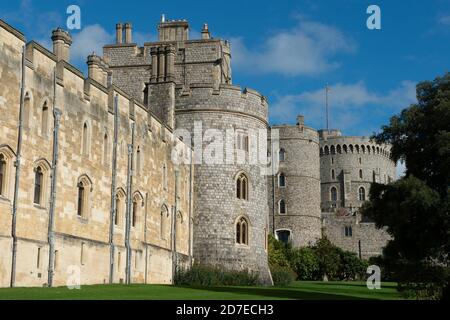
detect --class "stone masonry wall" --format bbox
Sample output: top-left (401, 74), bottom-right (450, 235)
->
top-left (268, 123), bottom-right (322, 247)
top-left (0, 19), bottom-right (193, 288)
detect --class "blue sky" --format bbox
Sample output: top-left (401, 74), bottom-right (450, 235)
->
top-left (1, 0), bottom-right (449, 137)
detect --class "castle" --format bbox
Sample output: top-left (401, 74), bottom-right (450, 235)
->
top-left (0, 16), bottom-right (395, 288)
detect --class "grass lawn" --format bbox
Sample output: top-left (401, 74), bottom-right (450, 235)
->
top-left (0, 281), bottom-right (405, 300)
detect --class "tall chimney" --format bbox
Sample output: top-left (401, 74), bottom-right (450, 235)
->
top-left (116, 23), bottom-right (123, 44)
top-left (124, 23), bottom-right (132, 43)
top-left (51, 28), bottom-right (72, 62)
top-left (201, 23), bottom-right (210, 40)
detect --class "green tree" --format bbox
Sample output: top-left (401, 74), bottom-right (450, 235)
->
top-left (267, 234), bottom-right (290, 268)
top-left (362, 72), bottom-right (450, 299)
top-left (289, 247), bottom-right (319, 280)
top-left (337, 249), bottom-right (368, 280)
top-left (313, 237), bottom-right (341, 280)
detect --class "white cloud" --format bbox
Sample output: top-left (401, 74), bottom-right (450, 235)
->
top-left (231, 18), bottom-right (356, 76)
top-left (270, 80), bottom-right (417, 134)
top-left (71, 25), bottom-right (114, 62)
top-left (438, 15), bottom-right (450, 26)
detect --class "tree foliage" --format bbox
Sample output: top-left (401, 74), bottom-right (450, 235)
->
top-left (363, 72), bottom-right (450, 299)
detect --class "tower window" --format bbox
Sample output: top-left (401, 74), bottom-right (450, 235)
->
top-left (278, 173), bottom-right (286, 188)
top-left (115, 189), bottom-right (125, 226)
top-left (358, 187), bottom-right (366, 201)
top-left (330, 187), bottom-right (338, 207)
top-left (344, 226), bottom-right (353, 237)
top-left (236, 172), bottom-right (248, 200)
top-left (359, 169), bottom-right (363, 179)
top-left (132, 199), bottom-right (138, 228)
top-left (236, 216), bottom-right (249, 245)
top-left (236, 131), bottom-right (249, 152)
top-left (0, 154), bottom-right (6, 196)
top-left (77, 182), bottom-right (85, 216)
top-left (82, 122), bottom-right (90, 156)
top-left (77, 176), bottom-right (92, 218)
top-left (34, 166), bottom-right (43, 205)
top-left (279, 199), bottom-right (287, 215)
top-left (103, 133), bottom-right (109, 165)
top-left (41, 102), bottom-right (49, 136)
top-left (331, 169), bottom-right (335, 180)
top-left (279, 148), bottom-right (286, 162)
top-left (136, 147), bottom-right (142, 174)
top-left (276, 230), bottom-right (291, 244)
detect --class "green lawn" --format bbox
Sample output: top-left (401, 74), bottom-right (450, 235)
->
top-left (0, 281), bottom-right (405, 300)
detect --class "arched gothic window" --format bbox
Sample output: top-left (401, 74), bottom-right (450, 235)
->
top-left (236, 172), bottom-right (248, 200)
top-left (103, 133), bottom-right (109, 165)
top-left (279, 148), bottom-right (286, 162)
top-left (279, 199), bottom-right (287, 215)
top-left (41, 101), bottom-right (49, 136)
top-left (330, 187), bottom-right (338, 203)
top-left (358, 187), bottom-right (366, 201)
top-left (236, 216), bottom-right (249, 245)
top-left (278, 173), bottom-right (286, 188)
top-left (132, 192), bottom-right (143, 228)
top-left (115, 188), bottom-right (126, 226)
top-left (77, 176), bottom-right (92, 218)
top-left (23, 92), bottom-right (31, 128)
top-left (0, 154), bottom-right (6, 197)
top-left (34, 166), bottom-right (44, 205)
top-left (82, 122), bottom-right (90, 156)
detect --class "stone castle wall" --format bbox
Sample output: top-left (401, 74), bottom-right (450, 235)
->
top-left (268, 121), bottom-right (322, 247)
top-left (0, 19), bottom-right (193, 288)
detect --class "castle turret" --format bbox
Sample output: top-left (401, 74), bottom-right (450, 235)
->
top-left (51, 28), bottom-right (72, 62)
top-left (87, 53), bottom-right (110, 87)
top-left (268, 116), bottom-right (322, 247)
top-left (319, 131), bottom-right (396, 258)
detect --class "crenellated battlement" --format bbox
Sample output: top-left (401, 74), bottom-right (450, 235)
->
top-left (319, 135), bottom-right (393, 160)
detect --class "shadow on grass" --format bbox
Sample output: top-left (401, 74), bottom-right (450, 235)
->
top-left (175, 285), bottom-right (367, 300)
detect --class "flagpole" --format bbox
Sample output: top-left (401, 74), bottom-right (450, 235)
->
top-left (325, 84), bottom-right (330, 132)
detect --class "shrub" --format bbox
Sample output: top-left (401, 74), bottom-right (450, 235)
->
top-left (313, 237), bottom-right (342, 280)
top-left (174, 264), bottom-right (259, 287)
top-left (337, 250), bottom-right (368, 280)
top-left (289, 247), bottom-right (319, 280)
top-left (270, 265), bottom-right (296, 286)
top-left (268, 234), bottom-right (290, 268)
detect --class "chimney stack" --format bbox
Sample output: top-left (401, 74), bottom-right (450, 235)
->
top-left (201, 23), bottom-right (210, 39)
top-left (124, 23), bottom-right (132, 43)
top-left (51, 28), bottom-right (72, 62)
top-left (116, 23), bottom-right (123, 44)
top-left (296, 115), bottom-right (305, 126)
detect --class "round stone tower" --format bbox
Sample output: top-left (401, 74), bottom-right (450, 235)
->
top-left (268, 116), bottom-right (322, 247)
top-left (319, 129), bottom-right (396, 258)
top-left (175, 84), bottom-right (272, 284)
top-left (319, 129), bottom-right (396, 211)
